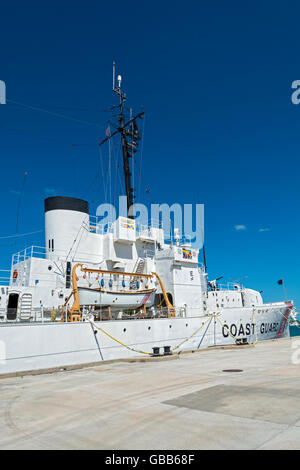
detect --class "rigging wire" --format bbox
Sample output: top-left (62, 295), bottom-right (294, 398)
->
top-left (15, 171), bottom-right (28, 249)
top-left (7, 100), bottom-right (102, 128)
top-left (112, 140), bottom-right (120, 208)
top-left (98, 145), bottom-right (108, 204)
top-left (133, 155), bottom-right (153, 204)
top-left (114, 143), bottom-right (124, 208)
top-left (108, 128), bottom-right (112, 207)
top-left (0, 229), bottom-right (43, 240)
top-left (130, 108), bottom-right (134, 206)
top-left (138, 113), bottom-right (146, 202)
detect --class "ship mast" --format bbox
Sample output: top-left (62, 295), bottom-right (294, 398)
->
top-left (99, 62), bottom-right (144, 219)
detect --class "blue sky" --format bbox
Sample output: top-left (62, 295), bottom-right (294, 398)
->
top-left (0, 0), bottom-right (299, 307)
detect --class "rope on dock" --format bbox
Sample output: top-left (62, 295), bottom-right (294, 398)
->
top-left (86, 308), bottom-right (262, 357)
top-left (171, 313), bottom-right (218, 352)
top-left (87, 316), bottom-right (152, 356)
top-left (86, 313), bottom-right (219, 356)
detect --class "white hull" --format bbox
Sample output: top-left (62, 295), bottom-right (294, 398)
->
top-left (78, 287), bottom-right (155, 310)
top-left (0, 303), bottom-right (291, 376)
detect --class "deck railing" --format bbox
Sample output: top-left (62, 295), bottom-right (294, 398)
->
top-left (208, 282), bottom-right (245, 291)
top-left (12, 246), bottom-right (47, 265)
top-left (89, 218), bottom-right (163, 236)
top-left (0, 304), bottom-right (188, 324)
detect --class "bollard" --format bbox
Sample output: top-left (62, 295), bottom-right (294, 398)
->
top-left (152, 347), bottom-right (160, 356)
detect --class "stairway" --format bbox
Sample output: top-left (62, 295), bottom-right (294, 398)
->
top-left (135, 258), bottom-right (145, 275)
top-left (132, 258), bottom-right (145, 289)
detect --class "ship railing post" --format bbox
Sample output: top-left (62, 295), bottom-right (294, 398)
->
top-left (41, 307), bottom-right (44, 323)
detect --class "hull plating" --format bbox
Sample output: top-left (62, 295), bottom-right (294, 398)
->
top-left (0, 303), bottom-right (291, 375)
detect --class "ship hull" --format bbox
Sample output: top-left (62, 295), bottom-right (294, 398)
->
top-left (0, 303), bottom-right (291, 375)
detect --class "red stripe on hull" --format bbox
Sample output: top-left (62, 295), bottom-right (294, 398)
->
top-left (142, 292), bottom-right (151, 305)
top-left (276, 303), bottom-right (293, 338)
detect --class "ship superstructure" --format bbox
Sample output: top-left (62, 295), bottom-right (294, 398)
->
top-left (1, 195), bottom-right (271, 322)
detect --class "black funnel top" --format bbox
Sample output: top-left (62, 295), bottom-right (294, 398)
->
top-left (45, 196), bottom-right (89, 214)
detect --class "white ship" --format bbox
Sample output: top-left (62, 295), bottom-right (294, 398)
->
top-left (0, 66), bottom-right (293, 376)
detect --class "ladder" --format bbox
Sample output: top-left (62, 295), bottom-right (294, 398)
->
top-left (19, 293), bottom-right (33, 320)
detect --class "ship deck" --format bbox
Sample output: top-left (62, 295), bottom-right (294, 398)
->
top-left (0, 337), bottom-right (300, 450)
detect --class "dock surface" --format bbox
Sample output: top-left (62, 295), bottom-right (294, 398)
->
top-left (0, 337), bottom-right (300, 450)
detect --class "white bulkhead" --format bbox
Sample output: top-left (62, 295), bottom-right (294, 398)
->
top-left (206, 286), bottom-right (263, 310)
top-left (154, 245), bottom-right (207, 317)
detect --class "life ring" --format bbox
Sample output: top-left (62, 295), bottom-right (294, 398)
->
top-left (13, 269), bottom-right (18, 279)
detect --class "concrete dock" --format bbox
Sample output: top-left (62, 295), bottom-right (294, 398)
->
top-left (0, 337), bottom-right (300, 450)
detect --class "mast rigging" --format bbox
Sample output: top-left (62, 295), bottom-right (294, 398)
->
top-left (99, 62), bottom-right (144, 218)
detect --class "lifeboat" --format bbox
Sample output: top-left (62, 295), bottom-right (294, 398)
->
top-left (65, 263), bottom-right (174, 320)
top-left (78, 286), bottom-right (155, 309)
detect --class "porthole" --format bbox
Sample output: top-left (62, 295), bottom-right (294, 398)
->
top-left (169, 325), bottom-right (172, 328)
top-left (48, 265), bottom-right (52, 271)
top-left (186, 323), bottom-right (188, 327)
top-left (148, 326), bottom-right (151, 330)
top-left (123, 328), bottom-right (126, 333)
